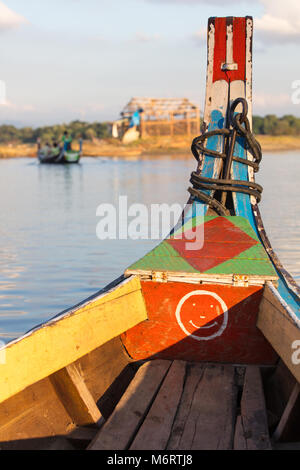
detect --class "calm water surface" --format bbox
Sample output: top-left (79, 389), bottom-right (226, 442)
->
top-left (0, 152), bottom-right (299, 343)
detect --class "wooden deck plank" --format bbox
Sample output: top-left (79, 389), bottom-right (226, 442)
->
top-left (130, 361), bottom-right (186, 450)
top-left (167, 364), bottom-right (237, 450)
top-left (273, 442), bottom-right (300, 450)
top-left (167, 363), bottom-right (204, 450)
top-left (233, 416), bottom-right (247, 450)
top-left (240, 366), bottom-right (272, 450)
top-left (88, 360), bottom-right (171, 450)
top-left (41, 437), bottom-right (76, 451)
top-left (67, 426), bottom-right (98, 442)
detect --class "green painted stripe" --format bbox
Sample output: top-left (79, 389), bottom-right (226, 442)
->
top-left (231, 243), bottom-right (269, 261)
top-left (126, 216), bottom-right (276, 278)
top-left (128, 255), bottom-right (198, 274)
top-left (224, 216), bottom-right (260, 242)
top-left (206, 258), bottom-right (277, 276)
top-left (127, 241), bottom-right (198, 273)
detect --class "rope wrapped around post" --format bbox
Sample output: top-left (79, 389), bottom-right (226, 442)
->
top-left (189, 98), bottom-right (263, 216)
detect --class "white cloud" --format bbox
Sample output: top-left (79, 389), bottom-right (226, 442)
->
top-left (256, 0), bottom-right (300, 43)
top-left (0, 99), bottom-right (35, 112)
top-left (253, 92), bottom-right (291, 109)
top-left (0, 1), bottom-right (27, 31)
top-left (134, 32), bottom-right (162, 43)
top-left (153, 0), bottom-right (300, 46)
top-left (191, 27), bottom-right (206, 45)
top-left (146, 0), bottom-right (242, 4)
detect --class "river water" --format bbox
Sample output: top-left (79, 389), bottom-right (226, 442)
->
top-left (0, 152), bottom-right (299, 343)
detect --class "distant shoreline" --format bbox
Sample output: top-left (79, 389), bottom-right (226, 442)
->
top-left (1, 134), bottom-right (300, 159)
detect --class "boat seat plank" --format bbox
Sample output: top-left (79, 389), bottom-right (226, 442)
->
top-left (239, 366), bottom-right (272, 450)
top-left (88, 360), bottom-right (171, 450)
top-left (167, 364), bottom-right (237, 450)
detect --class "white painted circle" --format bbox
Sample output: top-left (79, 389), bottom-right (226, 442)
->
top-left (175, 290), bottom-right (228, 341)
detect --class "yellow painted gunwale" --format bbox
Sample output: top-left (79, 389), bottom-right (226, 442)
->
top-left (257, 282), bottom-right (300, 383)
top-left (0, 275), bottom-right (147, 404)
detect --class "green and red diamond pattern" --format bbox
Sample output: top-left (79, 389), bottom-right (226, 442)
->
top-left (127, 216), bottom-right (277, 278)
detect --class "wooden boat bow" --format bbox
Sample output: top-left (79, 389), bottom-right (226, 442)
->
top-left (0, 15), bottom-right (299, 450)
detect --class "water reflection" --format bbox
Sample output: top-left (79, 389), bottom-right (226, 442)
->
top-left (259, 151), bottom-right (300, 284)
top-left (0, 153), bottom-right (299, 343)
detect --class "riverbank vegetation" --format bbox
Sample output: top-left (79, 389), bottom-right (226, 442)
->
top-left (0, 114), bottom-right (300, 146)
top-left (1, 134), bottom-right (300, 159)
top-left (253, 115), bottom-right (300, 136)
top-left (0, 120), bottom-right (110, 144)
top-left (0, 115), bottom-right (300, 158)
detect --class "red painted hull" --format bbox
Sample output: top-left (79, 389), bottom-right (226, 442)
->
top-left (121, 281), bottom-right (277, 365)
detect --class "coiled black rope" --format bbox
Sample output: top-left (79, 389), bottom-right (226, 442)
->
top-left (189, 98), bottom-right (263, 216)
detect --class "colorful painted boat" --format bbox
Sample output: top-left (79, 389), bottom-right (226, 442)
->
top-left (0, 16), bottom-right (299, 450)
top-left (38, 140), bottom-right (82, 164)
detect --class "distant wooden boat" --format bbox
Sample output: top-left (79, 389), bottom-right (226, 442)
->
top-left (37, 140), bottom-right (82, 164)
top-left (0, 16), bottom-right (299, 450)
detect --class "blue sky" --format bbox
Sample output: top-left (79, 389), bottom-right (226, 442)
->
top-left (0, 0), bottom-right (299, 126)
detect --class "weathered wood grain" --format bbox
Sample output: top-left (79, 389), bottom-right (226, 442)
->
top-left (0, 377), bottom-right (75, 444)
top-left (50, 364), bottom-right (103, 427)
top-left (0, 276), bottom-right (147, 405)
top-left (130, 360), bottom-right (186, 450)
top-left (88, 360), bottom-right (171, 450)
top-left (167, 364), bottom-right (237, 450)
top-left (240, 366), bottom-right (272, 450)
top-left (273, 383), bottom-right (300, 442)
top-left (257, 282), bottom-right (300, 383)
top-left (234, 416), bottom-right (247, 450)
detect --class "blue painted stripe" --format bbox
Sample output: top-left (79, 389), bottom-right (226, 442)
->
top-left (184, 109), bottom-right (225, 225)
top-left (231, 130), bottom-right (300, 319)
top-left (174, 105), bottom-right (300, 320)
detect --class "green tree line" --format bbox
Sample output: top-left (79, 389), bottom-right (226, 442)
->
top-left (0, 116), bottom-right (300, 144)
top-left (0, 120), bottom-right (111, 144)
top-left (253, 115), bottom-right (300, 135)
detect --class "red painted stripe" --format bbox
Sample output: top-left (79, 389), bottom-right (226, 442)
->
top-left (168, 217), bottom-right (257, 272)
top-left (213, 17), bottom-right (246, 83)
top-left (212, 17), bottom-right (227, 83)
top-left (232, 17), bottom-right (246, 81)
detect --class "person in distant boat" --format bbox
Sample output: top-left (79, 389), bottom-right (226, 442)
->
top-left (41, 141), bottom-right (51, 156)
top-left (52, 140), bottom-right (60, 157)
top-left (62, 131), bottom-right (72, 151)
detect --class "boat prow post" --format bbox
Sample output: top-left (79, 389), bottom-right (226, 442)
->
top-left (121, 16), bottom-right (281, 365)
top-left (0, 15), bottom-right (299, 450)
